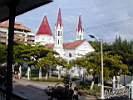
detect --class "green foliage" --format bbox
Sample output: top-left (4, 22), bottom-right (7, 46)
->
top-left (111, 37), bottom-right (133, 75)
top-left (77, 83), bottom-right (100, 96)
top-left (14, 44), bottom-right (53, 66)
top-left (0, 44), bottom-right (7, 64)
top-left (1, 35), bottom-right (132, 81)
top-left (55, 57), bottom-right (73, 69)
top-left (74, 37), bottom-right (132, 81)
top-left (36, 52), bottom-right (57, 69)
top-left (103, 53), bottom-right (128, 77)
top-left (31, 77), bottom-right (63, 82)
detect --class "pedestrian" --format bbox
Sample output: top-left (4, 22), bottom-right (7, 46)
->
top-left (73, 87), bottom-right (79, 100)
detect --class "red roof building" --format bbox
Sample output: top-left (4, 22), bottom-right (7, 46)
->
top-left (36, 16), bottom-right (52, 36)
top-left (35, 8), bottom-right (94, 59)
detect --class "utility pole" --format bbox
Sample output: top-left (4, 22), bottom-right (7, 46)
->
top-left (88, 35), bottom-right (104, 99)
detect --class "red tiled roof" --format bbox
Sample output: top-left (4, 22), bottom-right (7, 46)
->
top-left (63, 40), bottom-right (85, 49)
top-left (45, 43), bottom-right (54, 49)
top-left (36, 16), bottom-right (52, 36)
top-left (56, 8), bottom-right (63, 27)
top-left (76, 16), bottom-right (84, 32)
top-left (0, 21), bottom-right (31, 32)
top-left (45, 40), bottom-right (85, 49)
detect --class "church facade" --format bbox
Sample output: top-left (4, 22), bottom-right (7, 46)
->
top-left (35, 8), bottom-right (95, 61)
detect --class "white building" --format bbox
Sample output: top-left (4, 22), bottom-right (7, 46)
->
top-left (0, 21), bottom-right (35, 45)
top-left (35, 8), bottom-right (95, 60)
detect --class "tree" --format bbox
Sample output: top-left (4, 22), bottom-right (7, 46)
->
top-left (55, 57), bottom-right (73, 79)
top-left (14, 44), bottom-right (55, 79)
top-left (110, 37), bottom-right (133, 75)
top-left (36, 52), bottom-right (57, 79)
top-left (103, 53), bottom-right (128, 79)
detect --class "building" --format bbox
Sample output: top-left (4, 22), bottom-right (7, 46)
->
top-left (35, 8), bottom-right (95, 61)
top-left (35, 16), bottom-right (54, 45)
top-left (0, 21), bottom-right (35, 45)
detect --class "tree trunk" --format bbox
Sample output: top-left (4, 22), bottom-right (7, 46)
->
top-left (39, 67), bottom-right (42, 79)
top-left (90, 76), bottom-right (94, 90)
top-left (116, 76), bottom-right (120, 89)
top-left (58, 68), bottom-right (61, 80)
top-left (49, 67), bottom-right (52, 78)
top-left (18, 65), bottom-right (22, 79)
top-left (112, 76), bottom-right (116, 93)
top-left (45, 72), bottom-right (48, 80)
top-left (124, 75), bottom-right (126, 86)
top-left (27, 67), bottom-right (31, 80)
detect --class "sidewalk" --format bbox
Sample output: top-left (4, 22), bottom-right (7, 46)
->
top-left (80, 95), bottom-right (98, 100)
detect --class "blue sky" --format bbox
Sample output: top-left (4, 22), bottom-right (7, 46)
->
top-left (16, 0), bottom-right (133, 42)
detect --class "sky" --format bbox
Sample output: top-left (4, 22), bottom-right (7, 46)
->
top-left (16, 0), bottom-right (133, 42)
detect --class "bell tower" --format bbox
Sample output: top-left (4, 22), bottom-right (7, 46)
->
top-left (54, 8), bottom-right (64, 57)
top-left (76, 15), bottom-right (84, 40)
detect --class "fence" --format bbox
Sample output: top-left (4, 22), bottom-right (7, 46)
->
top-left (104, 87), bottom-right (129, 99)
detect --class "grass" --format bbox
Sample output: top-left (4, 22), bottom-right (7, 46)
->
top-left (30, 76), bottom-right (63, 83)
top-left (77, 81), bottom-right (100, 96)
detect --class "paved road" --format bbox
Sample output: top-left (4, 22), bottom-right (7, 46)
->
top-left (13, 79), bottom-right (98, 100)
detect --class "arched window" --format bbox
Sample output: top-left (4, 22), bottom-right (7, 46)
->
top-left (80, 35), bottom-right (82, 40)
top-left (58, 31), bottom-right (60, 36)
top-left (58, 39), bottom-right (59, 44)
top-left (69, 53), bottom-right (72, 57)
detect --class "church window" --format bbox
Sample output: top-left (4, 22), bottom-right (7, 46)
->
top-left (58, 39), bottom-right (59, 44)
top-left (69, 53), bottom-right (72, 58)
top-left (58, 31), bottom-right (60, 36)
top-left (80, 35), bottom-right (82, 40)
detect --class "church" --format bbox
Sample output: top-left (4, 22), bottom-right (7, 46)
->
top-left (35, 8), bottom-right (95, 61)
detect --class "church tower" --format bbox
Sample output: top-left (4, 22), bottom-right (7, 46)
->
top-left (76, 16), bottom-right (84, 40)
top-left (54, 8), bottom-right (64, 57)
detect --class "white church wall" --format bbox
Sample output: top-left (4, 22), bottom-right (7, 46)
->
top-left (54, 47), bottom-right (65, 58)
top-left (54, 26), bottom-right (64, 48)
top-left (76, 30), bottom-right (84, 40)
top-left (35, 35), bottom-right (54, 45)
top-left (75, 41), bottom-right (95, 56)
top-left (64, 49), bottom-right (76, 60)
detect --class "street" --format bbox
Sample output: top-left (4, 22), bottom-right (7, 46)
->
top-left (13, 79), bottom-right (98, 100)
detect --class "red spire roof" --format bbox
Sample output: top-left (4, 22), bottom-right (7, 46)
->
top-left (36, 16), bottom-right (52, 36)
top-left (56, 8), bottom-right (63, 27)
top-left (77, 15), bottom-right (84, 32)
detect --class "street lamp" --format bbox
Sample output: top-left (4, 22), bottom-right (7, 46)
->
top-left (89, 35), bottom-right (104, 99)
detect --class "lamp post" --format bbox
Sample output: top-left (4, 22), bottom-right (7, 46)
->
top-left (89, 35), bottom-right (104, 99)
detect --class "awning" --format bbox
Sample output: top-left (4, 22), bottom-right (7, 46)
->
top-left (0, 0), bottom-right (52, 22)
